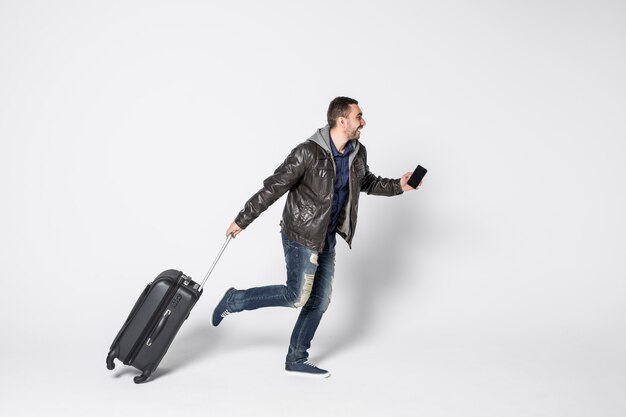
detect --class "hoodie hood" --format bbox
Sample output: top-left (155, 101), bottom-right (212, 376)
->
top-left (307, 125), bottom-right (360, 158)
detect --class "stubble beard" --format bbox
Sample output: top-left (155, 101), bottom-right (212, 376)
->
top-left (349, 128), bottom-right (362, 141)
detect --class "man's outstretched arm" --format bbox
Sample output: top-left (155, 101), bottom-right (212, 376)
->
top-left (225, 144), bottom-right (309, 237)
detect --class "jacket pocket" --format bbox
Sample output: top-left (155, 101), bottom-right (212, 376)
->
top-left (352, 158), bottom-right (367, 180)
top-left (294, 198), bottom-right (316, 225)
top-left (311, 168), bottom-right (333, 198)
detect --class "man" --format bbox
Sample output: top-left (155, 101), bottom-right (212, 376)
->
top-left (213, 96), bottom-right (421, 378)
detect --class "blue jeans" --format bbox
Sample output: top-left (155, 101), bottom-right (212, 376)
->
top-left (226, 232), bottom-right (336, 364)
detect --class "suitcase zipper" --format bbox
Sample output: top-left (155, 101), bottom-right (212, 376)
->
top-left (127, 274), bottom-right (183, 365)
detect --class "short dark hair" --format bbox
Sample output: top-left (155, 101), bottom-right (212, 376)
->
top-left (327, 96), bottom-right (358, 128)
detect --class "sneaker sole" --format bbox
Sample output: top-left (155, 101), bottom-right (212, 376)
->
top-left (284, 370), bottom-right (331, 379)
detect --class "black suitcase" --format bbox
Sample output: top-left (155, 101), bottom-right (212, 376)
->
top-left (106, 236), bottom-right (231, 383)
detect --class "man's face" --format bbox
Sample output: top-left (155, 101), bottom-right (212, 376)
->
top-left (343, 104), bottom-right (366, 140)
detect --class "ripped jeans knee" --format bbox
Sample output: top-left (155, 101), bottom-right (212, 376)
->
top-left (291, 273), bottom-right (314, 308)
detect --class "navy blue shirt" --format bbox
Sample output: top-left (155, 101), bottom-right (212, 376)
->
top-left (324, 137), bottom-right (354, 252)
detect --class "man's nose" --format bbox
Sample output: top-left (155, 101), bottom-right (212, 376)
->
top-left (361, 118), bottom-right (366, 127)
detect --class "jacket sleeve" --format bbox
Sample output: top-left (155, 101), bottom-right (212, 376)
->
top-left (234, 144), bottom-right (309, 229)
top-left (359, 146), bottom-right (404, 196)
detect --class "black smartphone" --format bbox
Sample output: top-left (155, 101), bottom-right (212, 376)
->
top-left (407, 165), bottom-right (427, 189)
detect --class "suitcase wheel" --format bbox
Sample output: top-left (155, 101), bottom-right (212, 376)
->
top-left (134, 369), bottom-right (152, 384)
top-left (106, 348), bottom-right (118, 370)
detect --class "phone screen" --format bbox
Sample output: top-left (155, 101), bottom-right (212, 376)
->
top-left (407, 165), bottom-right (427, 188)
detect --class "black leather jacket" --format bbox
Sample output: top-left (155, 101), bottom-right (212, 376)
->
top-left (234, 125), bottom-right (403, 252)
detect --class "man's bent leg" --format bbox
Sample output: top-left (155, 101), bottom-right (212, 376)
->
top-left (221, 232), bottom-right (320, 313)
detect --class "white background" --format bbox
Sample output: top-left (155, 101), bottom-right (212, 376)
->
top-left (1, 0), bottom-right (625, 416)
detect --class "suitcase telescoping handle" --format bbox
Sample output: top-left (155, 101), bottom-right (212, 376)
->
top-left (199, 234), bottom-right (233, 291)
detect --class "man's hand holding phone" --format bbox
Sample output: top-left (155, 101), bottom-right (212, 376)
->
top-left (400, 165), bottom-right (427, 192)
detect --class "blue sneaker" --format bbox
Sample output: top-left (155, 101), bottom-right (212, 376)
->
top-left (285, 361), bottom-right (331, 378)
top-left (212, 288), bottom-right (235, 327)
